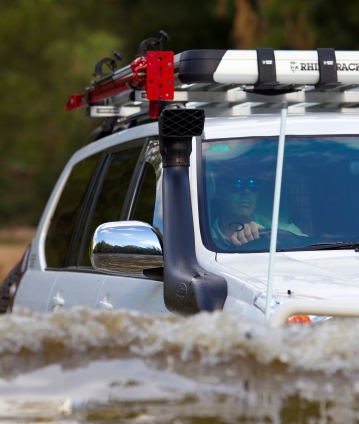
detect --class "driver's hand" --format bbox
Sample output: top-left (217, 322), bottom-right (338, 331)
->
top-left (230, 222), bottom-right (265, 246)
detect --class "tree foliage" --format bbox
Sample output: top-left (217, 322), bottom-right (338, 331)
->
top-left (1, 0), bottom-right (359, 225)
top-left (0, 0), bottom-right (121, 224)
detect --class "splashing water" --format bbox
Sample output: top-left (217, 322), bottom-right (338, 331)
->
top-left (0, 307), bottom-right (359, 422)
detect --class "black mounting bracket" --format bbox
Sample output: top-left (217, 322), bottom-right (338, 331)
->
top-left (92, 51), bottom-right (122, 79)
top-left (137, 30), bottom-right (170, 58)
top-left (316, 48), bottom-right (340, 89)
top-left (92, 57), bottom-right (118, 78)
top-left (254, 47), bottom-right (278, 89)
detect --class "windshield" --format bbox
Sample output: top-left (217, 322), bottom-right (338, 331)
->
top-left (201, 135), bottom-right (359, 252)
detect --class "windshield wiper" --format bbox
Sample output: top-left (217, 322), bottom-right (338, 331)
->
top-left (280, 242), bottom-right (359, 252)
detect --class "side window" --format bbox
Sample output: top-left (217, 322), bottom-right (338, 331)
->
top-left (45, 152), bottom-right (103, 268)
top-left (132, 139), bottom-right (163, 237)
top-left (78, 145), bottom-right (143, 267)
top-left (131, 163), bottom-right (157, 224)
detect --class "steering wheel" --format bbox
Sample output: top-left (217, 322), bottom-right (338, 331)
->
top-left (258, 228), bottom-right (295, 238)
top-left (227, 228), bottom-right (302, 251)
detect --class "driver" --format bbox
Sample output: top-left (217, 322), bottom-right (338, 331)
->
top-left (211, 176), bottom-right (307, 248)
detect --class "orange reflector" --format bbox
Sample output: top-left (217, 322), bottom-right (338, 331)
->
top-left (286, 314), bottom-right (312, 324)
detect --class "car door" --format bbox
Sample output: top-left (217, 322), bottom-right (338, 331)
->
top-left (45, 139), bottom-right (146, 312)
top-left (14, 149), bottom-right (106, 313)
top-left (95, 138), bottom-right (170, 314)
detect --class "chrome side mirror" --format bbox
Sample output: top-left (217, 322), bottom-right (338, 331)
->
top-left (90, 221), bottom-right (163, 276)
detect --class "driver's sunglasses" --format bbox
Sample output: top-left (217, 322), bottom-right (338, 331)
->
top-left (234, 179), bottom-right (261, 191)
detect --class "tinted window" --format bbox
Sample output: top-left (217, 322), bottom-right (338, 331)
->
top-left (131, 163), bottom-right (157, 224)
top-left (201, 136), bottom-right (359, 252)
top-left (78, 146), bottom-right (142, 266)
top-left (45, 152), bottom-right (103, 268)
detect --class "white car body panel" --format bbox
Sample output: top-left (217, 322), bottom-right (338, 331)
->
top-left (98, 276), bottom-right (169, 314)
top-left (217, 251), bottom-right (359, 298)
top-left (46, 272), bottom-right (105, 312)
top-left (14, 270), bottom-right (58, 313)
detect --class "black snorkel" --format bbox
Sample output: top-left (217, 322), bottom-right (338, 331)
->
top-left (159, 108), bottom-right (227, 316)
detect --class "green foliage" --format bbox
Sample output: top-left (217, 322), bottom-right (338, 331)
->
top-left (0, 0), bottom-right (121, 225)
top-left (258, 0), bottom-right (359, 49)
top-left (0, 0), bottom-right (233, 226)
top-left (112, 0), bottom-right (234, 59)
top-left (1, 0), bottom-right (359, 226)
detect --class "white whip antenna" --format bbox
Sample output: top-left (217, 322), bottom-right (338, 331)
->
top-left (265, 101), bottom-right (288, 321)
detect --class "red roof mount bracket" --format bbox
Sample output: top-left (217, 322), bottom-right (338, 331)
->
top-left (66, 50), bottom-right (174, 118)
top-left (146, 51), bottom-right (174, 101)
top-left (147, 51), bottom-right (174, 118)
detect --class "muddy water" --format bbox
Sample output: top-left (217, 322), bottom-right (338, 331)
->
top-left (0, 308), bottom-right (359, 423)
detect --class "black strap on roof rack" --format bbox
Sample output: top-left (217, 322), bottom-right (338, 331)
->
top-left (254, 48), bottom-right (277, 89)
top-left (316, 48), bottom-right (339, 89)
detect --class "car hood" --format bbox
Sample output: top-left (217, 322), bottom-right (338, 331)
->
top-left (216, 250), bottom-right (359, 301)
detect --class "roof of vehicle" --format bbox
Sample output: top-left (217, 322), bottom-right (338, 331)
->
top-left (203, 112), bottom-right (359, 139)
top-left (77, 112), bottom-right (359, 161)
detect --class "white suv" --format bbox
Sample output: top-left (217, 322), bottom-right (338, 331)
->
top-left (4, 45), bottom-right (359, 325)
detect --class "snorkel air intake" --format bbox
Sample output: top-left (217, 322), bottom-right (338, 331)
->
top-left (159, 109), bottom-right (227, 316)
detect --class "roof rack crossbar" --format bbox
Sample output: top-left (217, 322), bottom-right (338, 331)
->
top-left (67, 48), bottom-right (359, 121)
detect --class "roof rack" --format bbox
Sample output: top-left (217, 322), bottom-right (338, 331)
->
top-left (67, 45), bottom-right (359, 122)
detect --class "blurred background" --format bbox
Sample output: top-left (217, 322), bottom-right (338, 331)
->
top-left (0, 0), bottom-right (358, 277)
